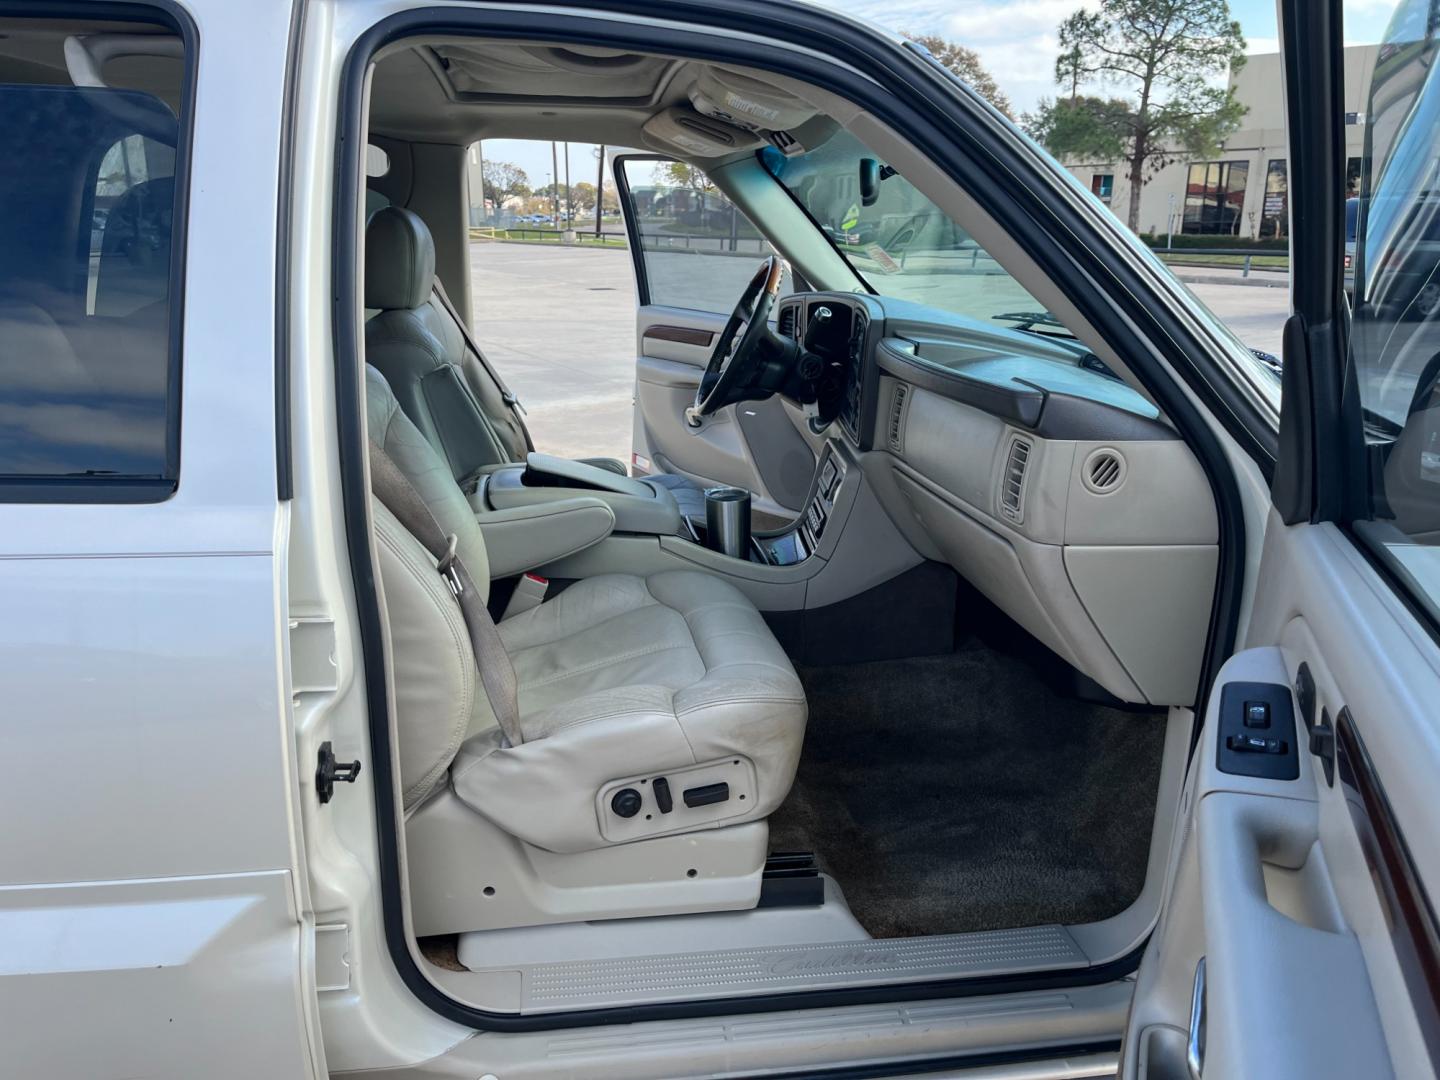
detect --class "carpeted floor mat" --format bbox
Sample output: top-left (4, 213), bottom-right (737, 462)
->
top-left (767, 648), bottom-right (1167, 938)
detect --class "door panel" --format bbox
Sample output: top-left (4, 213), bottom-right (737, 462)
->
top-left (633, 304), bottom-right (814, 516)
top-left (1127, 2), bottom-right (1440, 1074)
top-left (1121, 514), bottom-right (1440, 1078)
top-left (616, 155), bottom-right (815, 517)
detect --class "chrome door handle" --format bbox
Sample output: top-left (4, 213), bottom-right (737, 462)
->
top-left (1187, 956), bottom-right (1207, 1080)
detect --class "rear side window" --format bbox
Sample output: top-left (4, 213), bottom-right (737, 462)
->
top-left (0, 59), bottom-right (185, 499)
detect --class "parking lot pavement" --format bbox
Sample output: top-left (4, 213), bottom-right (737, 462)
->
top-left (468, 241), bottom-right (1290, 462)
top-left (468, 241), bottom-right (639, 462)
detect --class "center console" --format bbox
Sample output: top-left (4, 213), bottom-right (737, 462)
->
top-left (751, 449), bottom-right (846, 566)
top-left (481, 452), bottom-right (682, 536)
top-left (474, 446), bottom-right (857, 585)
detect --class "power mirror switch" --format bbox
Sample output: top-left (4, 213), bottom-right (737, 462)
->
top-left (1243, 701), bottom-right (1270, 728)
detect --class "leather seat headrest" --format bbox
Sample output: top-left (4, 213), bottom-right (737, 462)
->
top-left (95, 177), bottom-right (175, 318)
top-left (365, 206), bottom-right (435, 311)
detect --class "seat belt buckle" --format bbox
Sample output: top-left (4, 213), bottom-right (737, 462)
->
top-left (437, 534), bottom-right (463, 597)
top-left (502, 390), bottom-right (527, 416)
top-left (502, 573), bottom-right (548, 620)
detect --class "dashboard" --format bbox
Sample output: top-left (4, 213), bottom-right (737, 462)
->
top-left (774, 291), bottom-right (1219, 708)
top-left (775, 291), bottom-right (1164, 450)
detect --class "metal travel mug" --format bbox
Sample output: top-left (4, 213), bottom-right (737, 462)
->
top-left (704, 487), bottom-right (752, 559)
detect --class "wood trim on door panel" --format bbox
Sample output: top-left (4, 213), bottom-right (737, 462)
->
top-left (1337, 708), bottom-right (1440, 1072)
top-left (644, 325), bottom-right (715, 347)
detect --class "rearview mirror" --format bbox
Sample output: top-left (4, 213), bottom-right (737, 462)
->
top-left (859, 157), bottom-right (881, 206)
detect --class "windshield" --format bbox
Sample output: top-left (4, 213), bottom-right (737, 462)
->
top-left (760, 131), bottom-right (1050, 330)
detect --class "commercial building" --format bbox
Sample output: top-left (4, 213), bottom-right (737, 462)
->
top-left (1061, 45), bottom-right (1379, 239)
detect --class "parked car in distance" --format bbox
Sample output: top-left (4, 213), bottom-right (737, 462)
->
top-left (1347, 192), bottom-right (1440, 318)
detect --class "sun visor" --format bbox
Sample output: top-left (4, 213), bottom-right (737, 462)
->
top-left (641, 106), bottom-right (764, 157)
top-left (689, 68), bottom-right (818, 133)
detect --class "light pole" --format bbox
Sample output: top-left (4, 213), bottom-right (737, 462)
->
top-left (594, 145), bottom-right (606, 239)
top-left (550, 142), bottom-right (560, 224)
top-left (563, 141), bottom-right (572, 227)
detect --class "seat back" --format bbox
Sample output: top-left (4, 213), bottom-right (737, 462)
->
top-left (364, 206), bottom-right (528, 483)
top-left (367, 363), bottom-right (499, 807)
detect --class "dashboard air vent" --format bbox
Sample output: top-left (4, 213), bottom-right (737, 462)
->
top-left (1082, 447), bottom-right (1127, 494)
top-left (1000, 436), bottom-right (1032, 522)
top-left (778, 302), bottom-right (799, 340)
top-left (888, 382), bottom-right (910, 453)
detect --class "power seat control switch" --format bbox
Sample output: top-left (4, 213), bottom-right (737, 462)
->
top-left (1216, 682), bottom-right (1299, 781)
top-left (683, 782), bottom-right (730, 808)
top-left (610, 788), bottom-right (643, 818)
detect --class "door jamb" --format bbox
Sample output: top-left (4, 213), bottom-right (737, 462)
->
top-left (330, 0), bottom-right (1251, 1033)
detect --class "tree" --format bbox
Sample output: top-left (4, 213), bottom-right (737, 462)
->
top-left (903, 32), bottom-right (1013, 119)
top-left (1023, 0), bottom-right (1247, 232)
top-left (656, 161), bottom-right (715, 194)
top-left (569, 181), bottom-right (598, 214)
top-left (480, 160), bottom-right (530, 210)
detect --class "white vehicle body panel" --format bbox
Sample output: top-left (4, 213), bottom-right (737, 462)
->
top-left (0, 1), bottom-right (322, 1076)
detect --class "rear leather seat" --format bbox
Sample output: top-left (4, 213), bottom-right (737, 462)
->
top-left (367, 365), bottom-right (807, 853)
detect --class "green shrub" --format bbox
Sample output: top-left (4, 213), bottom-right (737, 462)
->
top-left (1138, 233), bottom-right (1288, 252)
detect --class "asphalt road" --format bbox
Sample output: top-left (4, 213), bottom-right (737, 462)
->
top-left (467, 241), bottom-right (1290, 463)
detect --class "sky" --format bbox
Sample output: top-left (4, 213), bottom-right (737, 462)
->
top-left (479, 0), bottom-right (1401, 185)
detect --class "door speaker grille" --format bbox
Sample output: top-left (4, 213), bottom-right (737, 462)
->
top-left (1082, 447), bottom-right (1127, 493)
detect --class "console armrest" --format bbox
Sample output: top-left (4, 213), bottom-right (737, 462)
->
top-left (487, 460), bottom-right (682, 536)
top-left (523, 452), bottom-right (654, 498)
top-left (477, 497), bottom-right (616, 578)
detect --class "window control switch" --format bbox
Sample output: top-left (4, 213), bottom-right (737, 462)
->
top-left (1217, 682), bottom-right (1299, 781)
top-left (1227, 732), bottom-right (1286, 755)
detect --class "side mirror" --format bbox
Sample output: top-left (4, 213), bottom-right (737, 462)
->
top-left (859, 157), bottom-right (881, 206)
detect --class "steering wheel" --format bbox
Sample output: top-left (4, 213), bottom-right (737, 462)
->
top-left (687, 255), bottom-right (786, 425)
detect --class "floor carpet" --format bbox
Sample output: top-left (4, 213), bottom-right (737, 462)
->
top-left (767, 648), bottom-right (1168, 938)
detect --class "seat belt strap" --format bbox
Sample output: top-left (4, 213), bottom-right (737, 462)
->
top-left (431, 278), bottom-right (535, 454)
top-left (368, 440), bottom-right (524, 748)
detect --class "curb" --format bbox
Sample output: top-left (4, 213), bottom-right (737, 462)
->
top-left (1171, 271), bottom-right (1289, 290)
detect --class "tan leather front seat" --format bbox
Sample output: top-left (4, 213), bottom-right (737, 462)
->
top-left (368, 365), bottom-right (807, 854)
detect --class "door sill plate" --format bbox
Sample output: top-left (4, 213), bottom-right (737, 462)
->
top-left (466, 924), bottom-right (1088, 1012)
